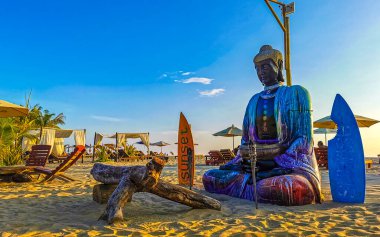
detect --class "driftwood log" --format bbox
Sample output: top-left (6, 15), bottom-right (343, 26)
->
top-left (90, 157), bottom-right (221, 224)
top-left (93, 184), bottom-right (118, 204)
top-left (0, 167), bottom-right (34, 183)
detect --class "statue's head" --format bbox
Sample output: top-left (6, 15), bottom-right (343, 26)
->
top-left (253, 45), bottom-right (284, 86)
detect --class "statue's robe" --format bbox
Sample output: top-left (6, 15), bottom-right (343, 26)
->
top-left (203, 85), bottom-right (322, 205)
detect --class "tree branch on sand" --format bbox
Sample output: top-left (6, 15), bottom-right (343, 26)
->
top-left (90, 157), bottom-right (221, 224)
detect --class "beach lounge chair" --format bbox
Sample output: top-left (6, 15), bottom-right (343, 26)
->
top-left (0, 145), bottom-right (52, 182)
top-left (48, 153), bottom-right (68, 163)
top-left (220, 149), bottom-right (236, 162)
top-left (137, 150), bottom-right (150, 160)
top-left (33, 145), bottom-right (86, 182)
top-left (25, 145), bottom-right (51, 167)
top-left (117, 149), bottom-right (147, 162)
top-left (205, 150), bottom-right (225, 166)
top-left (119, 154), bottom-right (143, 162)
top-left (314, 147), bottom-right (328, 169)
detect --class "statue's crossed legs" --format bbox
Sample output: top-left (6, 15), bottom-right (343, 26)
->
top-left (203, 170), bottom-right (315, 206)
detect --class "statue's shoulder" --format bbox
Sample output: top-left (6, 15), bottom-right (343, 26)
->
top-left (284, 85), bottom-right (312, 108)
top-left (247, 92), bottom-right (261, 105)
top-left (286, 84), bottom-right (309, 92)
top-left (285, 85), bottom-right (311, 98)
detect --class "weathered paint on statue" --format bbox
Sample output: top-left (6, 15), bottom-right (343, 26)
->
top-left (203, 45), bottom-right (322, 205)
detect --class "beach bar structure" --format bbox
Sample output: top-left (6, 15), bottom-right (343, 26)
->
top-left (93, 132), bottom-right (150, 162)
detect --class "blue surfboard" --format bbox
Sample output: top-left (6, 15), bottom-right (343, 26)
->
top-left (328, 94), bottom-right (365, 203)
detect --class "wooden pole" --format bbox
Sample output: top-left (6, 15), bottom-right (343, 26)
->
top-left (147, 132), bottom-right (150, 155)
top-left (264, 0), bottom-right (294, 86)
top-left (82, 129), bottom-right (86, 163)
top-left (284, 15), bottom-right (292, 86)
top-left (265, 0), bottom-right (286, 31)
top-left (115, 132), bottom-right (118, 162)
top-left (92, 132), bottom-right (96, 162)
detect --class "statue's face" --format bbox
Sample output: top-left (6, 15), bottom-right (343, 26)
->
top-left (255, 59), bottom-right (278, 86)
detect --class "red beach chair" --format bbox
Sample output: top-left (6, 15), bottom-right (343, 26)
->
top-left (33, 145), bottom-right (86, 182)
top-left (205, 150), bottom-right (225, 166)
top-left (219, 149), bottom-right (236, 162)
top-left (25, 145), bottom-right (51, 167)
top-left (314, 147), bottom-right (328, 169)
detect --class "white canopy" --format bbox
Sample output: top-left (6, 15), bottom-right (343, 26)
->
top-left (74, 130), bottom-right (86, 146)
top-left (21, 130), bottom-right (39, 151)
top-left (39, 128), bottom-right (56, 155)
top-left (54, 129), bottom-right (74, 138)
top-left (22, 128), bottom-right (86, 156)
top-left (94, 132), bottom-right (150, 148)
top-left (52, 138), bottom-right (65, 156)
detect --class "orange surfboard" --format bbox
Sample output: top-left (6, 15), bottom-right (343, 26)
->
top-left (178, 112), bottom-right (195, 186)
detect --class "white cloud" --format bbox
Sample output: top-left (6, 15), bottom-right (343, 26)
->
top-left (160, 71), bottom-right (184, 79)
top-left (159, 73), bottom-right (168, 79)
top-left (199, 88), bottom-right (225, 97)
top-left (176, 77), bottom-right (213, 85)
top-left (160, 71), bottom-right (197, 80)
top-left (91, 115), bottom-right (123, 122)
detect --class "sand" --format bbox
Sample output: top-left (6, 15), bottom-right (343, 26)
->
top-left (0, 158), bottom-right (379, 236)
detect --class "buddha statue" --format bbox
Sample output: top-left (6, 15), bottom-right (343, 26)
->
top-left (202, 45), bottom-right (322, 205)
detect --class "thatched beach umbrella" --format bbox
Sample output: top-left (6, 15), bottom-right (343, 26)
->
top-left (314, 115), bottom-right (379, 129)
top-left (213, 124), bottom-right (243, 149)
top-left (151, 141), bottom-right (170, 153)
top-left (0, 100), bottom-right (28, 118)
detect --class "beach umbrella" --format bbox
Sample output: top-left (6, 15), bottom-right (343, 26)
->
top-left (313, 128), bottom-right (337, 144)
top-left (0, 100), bottom-right (29, 118)
top-left (314, 115), bottom-right (379, 129)
top-left (150, 141), bottom-right (170, 153)
top-left (213, 124), bottom-right (243, 149)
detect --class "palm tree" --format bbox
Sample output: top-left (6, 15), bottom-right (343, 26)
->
top-left (35, 109), bottom-right (65, 140)
top-left (0, 118), bottom-right (14, 147)
top-left (0, 93), bottom-right (66, 166)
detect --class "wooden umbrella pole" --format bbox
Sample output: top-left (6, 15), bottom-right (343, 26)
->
top-left (92, 132), bottom-right (96, 162)
top-left (115, 132), bottom-right (118, 162)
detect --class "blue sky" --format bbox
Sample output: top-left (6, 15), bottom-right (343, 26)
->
top-left (1, 0), bottom-right (380, 156)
